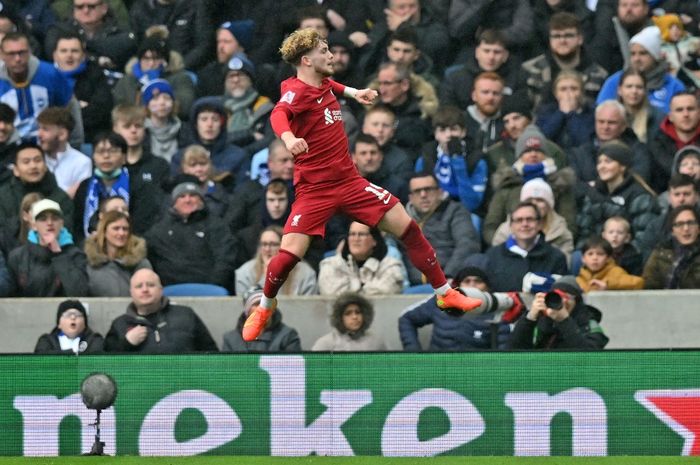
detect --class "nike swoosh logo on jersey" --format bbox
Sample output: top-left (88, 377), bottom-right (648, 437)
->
top-left (383, 193), bottom-right (392, 205)
top-left (316, 96), bottom-right (323, 104)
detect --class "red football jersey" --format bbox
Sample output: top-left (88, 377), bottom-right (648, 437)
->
top-left (271, 77), bottom-right (357, 186)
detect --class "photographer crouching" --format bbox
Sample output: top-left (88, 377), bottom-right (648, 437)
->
top-left (508, 275), bottom-right (608, 350)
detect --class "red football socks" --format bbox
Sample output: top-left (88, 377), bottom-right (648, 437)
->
top-left (263, 248), bottom-right (301, 298)
top-left (400, 220), bottom-right (448, 289)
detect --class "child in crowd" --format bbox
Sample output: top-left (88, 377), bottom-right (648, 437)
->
top-left (143, 79), bottom-right (185, 163)
top-left (653, 13), bottom-right (700, 86)
top-left (576, 236), bottom-right (644, 292)
top-left (112, 104), bottom-right (170, 189)
top-left (34, 300), bottom-right (104, 354)
top-left (414, 105), bottom-right (487, 213)
top-left (601, 216), bottom-right (644, 276)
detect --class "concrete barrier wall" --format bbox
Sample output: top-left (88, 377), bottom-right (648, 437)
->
top-left (1, 290), bottom-right (698, 352)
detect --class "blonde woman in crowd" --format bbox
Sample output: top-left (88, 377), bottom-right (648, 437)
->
top-left (84, 210), bottom-right (151, 296)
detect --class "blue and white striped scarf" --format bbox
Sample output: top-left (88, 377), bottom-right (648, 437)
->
top-left (83, 169), bottom-right (130, 236)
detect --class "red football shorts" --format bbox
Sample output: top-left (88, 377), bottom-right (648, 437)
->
top-left (283, 175), bottom-right (400, 237)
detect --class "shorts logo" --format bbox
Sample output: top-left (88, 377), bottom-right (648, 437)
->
top-left (281, 91), bottom-right (296, 104)
top-left (291, 214), bottom-right (302, 226)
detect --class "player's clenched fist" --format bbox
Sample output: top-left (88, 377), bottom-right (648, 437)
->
top-left (281, 132), bottom-right (308, 155)
top-left (355, 88), bottom-right (378, 105)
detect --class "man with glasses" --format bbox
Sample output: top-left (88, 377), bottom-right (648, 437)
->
top-left (521, 12), bottom-right (608, 109)
top-left (45, 0), bottom-right (136, 72)
top-left (637, 173), bottom-right (699, 261)
top-left (375, 61), bottom-right (433, 159)
top-left (0, 32), bottom-right (84, 145)
top-left (318, 221), bottom-right (405, 296)
top-left (485, 201), bottom-right (568, 292)
top-left (72, 132), bottom-right (164, 243)
top-left (404, 173), bottom-right (480, 286)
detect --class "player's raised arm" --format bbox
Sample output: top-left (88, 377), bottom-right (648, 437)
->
top-left (329, 80), bottom-right (377, 106)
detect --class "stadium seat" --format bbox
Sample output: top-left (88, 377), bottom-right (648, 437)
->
top-left (402, 284), bottom-right (433, 294)
top-left (162, 283), bottom-right (229, 297)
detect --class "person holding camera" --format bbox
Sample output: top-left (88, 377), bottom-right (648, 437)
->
top-left (508, 275), bottom-right (609, 350)
top-left (414, 105), bottom-right (488, 214)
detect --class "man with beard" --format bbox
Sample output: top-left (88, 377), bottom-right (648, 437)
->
top-left (521, 12), bottom-right (608, 109)
top-left (196, 20), bottom-right (253, 98)
top-left (466, 72), bottom-right (505, 153)
top-left (222, 53), bottom-right (274, 156)
top-left (37, 107), bottom-right (91, 198)
top-left (596, 25), bottom-right (684, 114)
top-left (590, 0), bottom-right (654, 73)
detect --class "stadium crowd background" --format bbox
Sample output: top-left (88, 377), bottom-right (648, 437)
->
top-left (1, 0), bottom-right (699, 353)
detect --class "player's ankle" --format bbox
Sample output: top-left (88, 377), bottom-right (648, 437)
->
top-left (434, 283), bottom-right (451, 295)
top-left (260, 295), bottom-right (275, 309)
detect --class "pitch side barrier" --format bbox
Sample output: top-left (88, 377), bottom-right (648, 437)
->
top-left (0, 290), bottom-right (699, 351)
top-left (1, 352), bottom-right (699, 456)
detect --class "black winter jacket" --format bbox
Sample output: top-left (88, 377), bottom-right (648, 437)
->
top-left (399, 296), bottom-right (510, 351)
top-left (73, 167), bottom-right (165, 243)
top-left (485, 235), bottom-right (568, 292)
top-left (0, 173), bottom-right (75, 233)
top-left (129, 0), bottom-right (213, 70)
top-left (46, 13), bottom-right (137, 71)
top-left (144, 207), bottom-right (239, 288)
top-left (8, 242), bottom-right (88, 297)
top-left (34, 327), bottom-right (104, 354)
top-left (222, 310), bottom-right (300, 352)
top-left (104, 298), bottom-right (218, 353)
top-left (509, 302), bottom-right (608, 349)
top-left (72, 60), bottom-right (113, 143)
top-left (576, 175), bottom-right (659, 249)
top-left (567, 129), bottom-right (652, 201)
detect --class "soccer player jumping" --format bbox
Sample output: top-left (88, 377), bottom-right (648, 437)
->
top-left (242, 28), bottom-right (482, 341)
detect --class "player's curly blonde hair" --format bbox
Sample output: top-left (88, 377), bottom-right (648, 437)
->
top-left (279, 28), bottom-right (324, 66)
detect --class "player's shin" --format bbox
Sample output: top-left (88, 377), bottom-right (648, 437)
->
top-left (399, 220), bottom-right (448, 289)
top-left (262, 249), bottom-right (301, 302)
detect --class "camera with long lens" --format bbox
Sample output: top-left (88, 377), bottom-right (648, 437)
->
top-left (544, 289), bottom-right (569, 310)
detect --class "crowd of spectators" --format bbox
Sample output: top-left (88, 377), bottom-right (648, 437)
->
top-left (4, 0), bottom-right (700, 353)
